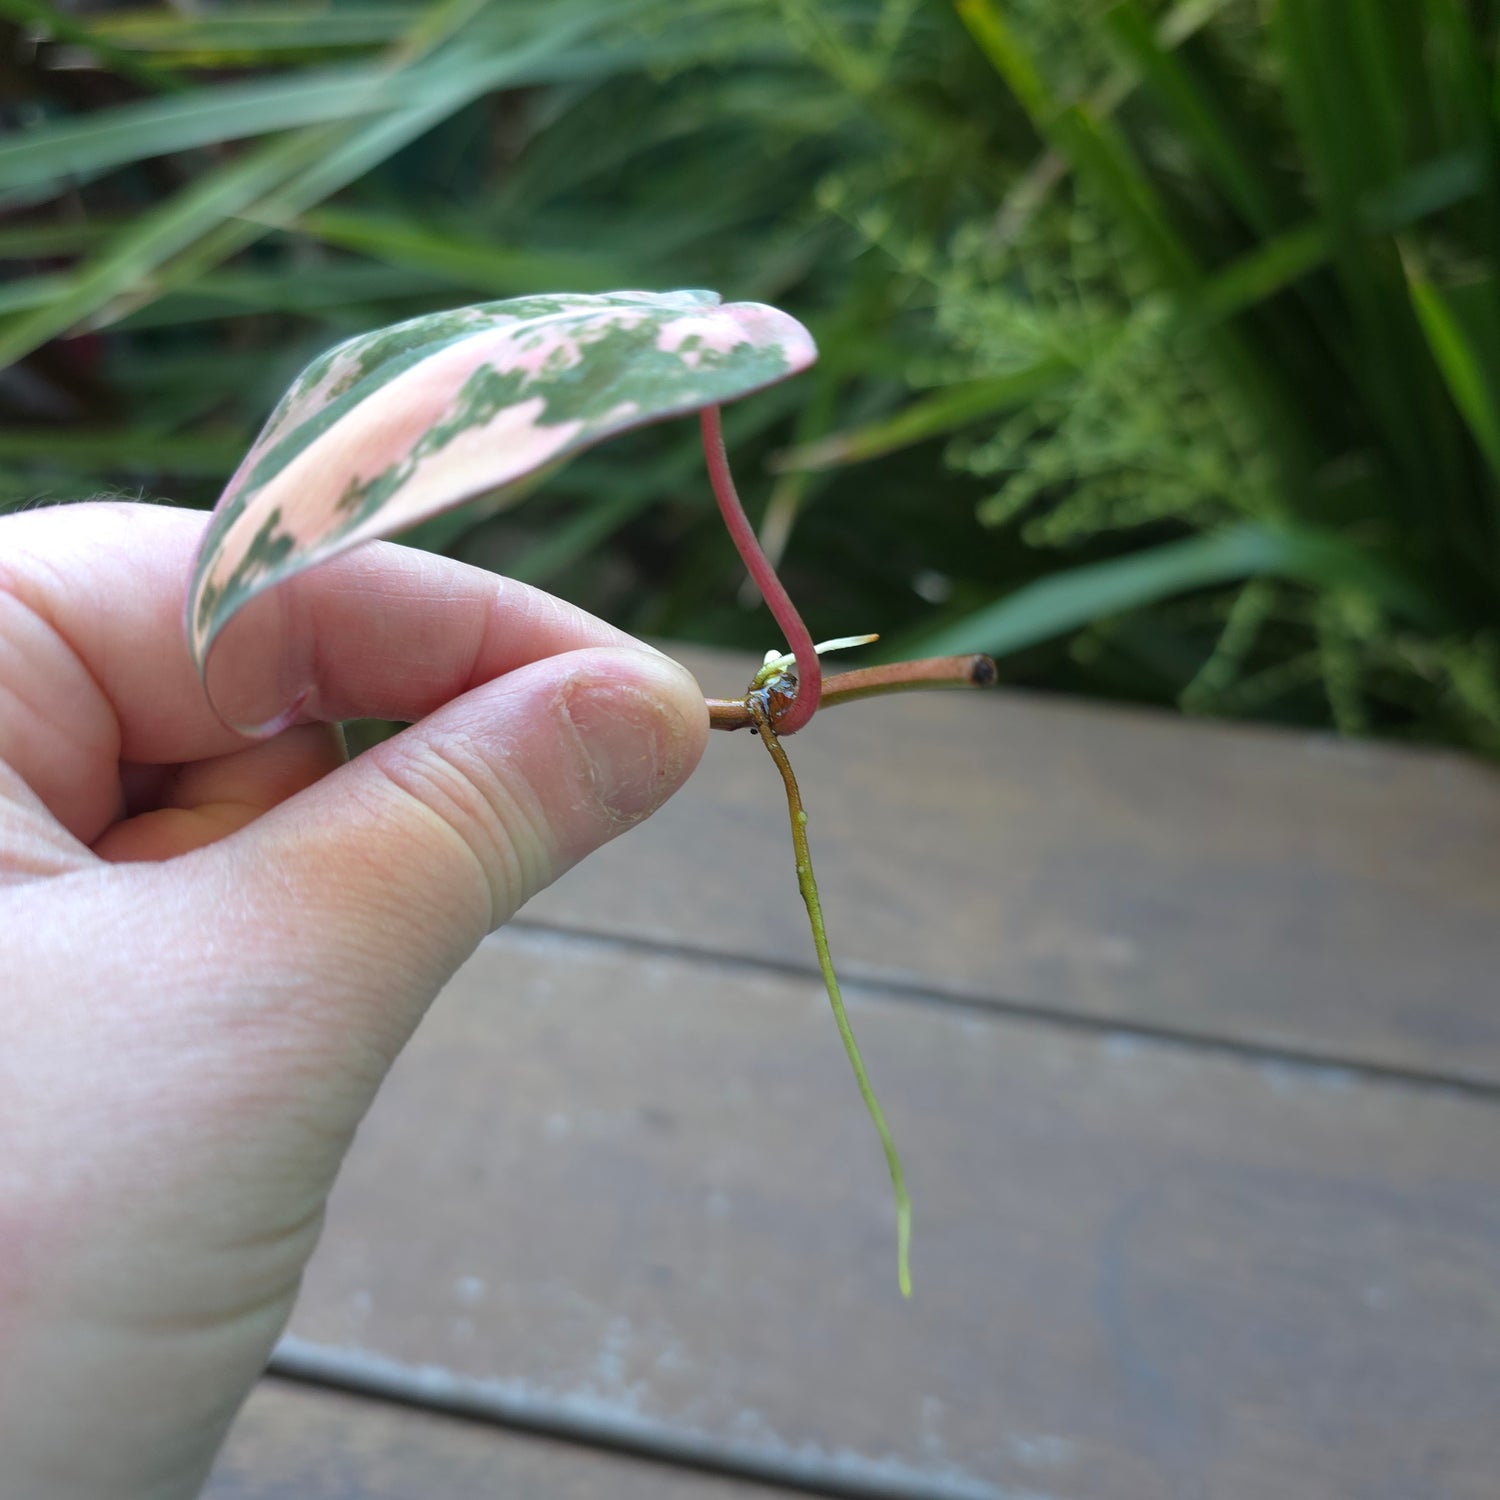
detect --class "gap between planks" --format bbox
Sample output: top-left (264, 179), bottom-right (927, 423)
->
top-left (506, 915), bottom-right (1500, 1107)
top-left (265, 1340), bottom-right (1008, 1500)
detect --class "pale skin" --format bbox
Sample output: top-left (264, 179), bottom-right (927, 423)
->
top-left (0, 501), bottom-right (709, 1499)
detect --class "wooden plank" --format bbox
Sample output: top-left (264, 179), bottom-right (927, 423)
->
top-left (521, 645), bottom-right (1500, 1085)
top-left (285, 929), bottom-right (1500, 1500)
top-left (206, 1377), bottom-right (792, 1499)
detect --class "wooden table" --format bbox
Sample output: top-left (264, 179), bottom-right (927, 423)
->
top-left (205, 645), bottom-right (1500, 1500)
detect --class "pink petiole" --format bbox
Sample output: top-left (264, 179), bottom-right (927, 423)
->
top-left (700, 405), bottom-right (822, 734)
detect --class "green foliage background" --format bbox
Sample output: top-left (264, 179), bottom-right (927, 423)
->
top-left (4, 0), bottom-right (1500, 753)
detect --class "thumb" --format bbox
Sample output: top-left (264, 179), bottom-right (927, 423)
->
top-left (204, 645), bottom-right (706, 1046)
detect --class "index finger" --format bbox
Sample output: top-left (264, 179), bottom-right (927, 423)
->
top-left (0, 501), bottom-right (653, 840)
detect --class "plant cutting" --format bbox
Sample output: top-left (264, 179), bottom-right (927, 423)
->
top-left (185, 289), bottom-right (995, 1297)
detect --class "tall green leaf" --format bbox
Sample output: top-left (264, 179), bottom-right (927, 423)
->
top-left (899, 523), bottom-right (1439, 660)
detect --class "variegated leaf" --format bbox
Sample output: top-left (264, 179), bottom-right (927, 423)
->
top-left (186, 289), bottom-right (817, 714)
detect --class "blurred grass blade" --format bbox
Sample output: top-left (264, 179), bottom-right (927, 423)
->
top-left (1199, 223), bottom-right (1329, 322)
top-left (988, 0), bottom-right (1238, 250)
top-left (117, 30), bottom-right (609, 322)
top-left (952, 0), bottom-right (1048, 117)
top-left (774, 358), bottom-right (1071, 472)
top-left (958, 0), bottom-right (1312, 496)
top-left (0, 0), bottom-right (496, 359)
top-left (298, 207), bottom-right (632, 293)
top-left (111, 263), bottom-right (467, 328)
top-left (898, 524), bottom-right (1440, 660)
top-left (0, 221), bottom-right (114, 258)
top-left (1102, 0), bottom-right (1280, 234)
top-left (1197, 149), bottom-right (1494, 327)
top-left (0, 65), bottom-right (421, 200)
top-left (0, 123), bottom-right (374, 365)
top-left (0, 274), bottom-right (65, 318)
top-left (512, 384), bottom-right (803, 585)
top-left (1403, 248), bottom-right (1500, 486)
top-left (750, 361), bottom-right (842, 581)
top-left (1362, 149), bottom-right (1486, 233)
top-left (0, 0), bottom-right (184, 92)
top-left (83, 4), bottom-right (427, 59)
top-left (0, 0), bottom-right (580, 201)
top-left (0, 427), bottom-right (245, 475)
top-left (0, 3), bottom-right (617, 366)
top-left (1273, 0), bottom-right (1455, 522)
top-left (956, 0), bottom-right (1196, 290)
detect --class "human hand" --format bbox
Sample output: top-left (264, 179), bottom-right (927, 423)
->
top-left (0, 502), bottom-right (707, 1498)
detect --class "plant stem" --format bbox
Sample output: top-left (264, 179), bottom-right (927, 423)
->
top-left (701, 405), bottom-right (822, 734)
top-left (747, 689), bottom-right (912, 1298)
top-left (706, 653), bottom-right (996, 731)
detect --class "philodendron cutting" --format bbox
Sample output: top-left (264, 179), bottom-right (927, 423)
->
top-left (185, 289), bottom-right (995, 1297)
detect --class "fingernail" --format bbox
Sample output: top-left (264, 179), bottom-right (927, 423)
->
top-left (563, 655), bottom-right (697, 822)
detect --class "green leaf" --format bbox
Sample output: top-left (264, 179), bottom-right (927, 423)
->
top-left (897, 523), bottom-right (1440, 661)
top-left (186, 290), bottom-right (817, 729)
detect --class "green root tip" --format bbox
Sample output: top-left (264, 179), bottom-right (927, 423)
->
top-left (898, 1195), bottom-right (912, 1298)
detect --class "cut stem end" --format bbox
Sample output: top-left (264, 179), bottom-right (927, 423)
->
top-left (707, 653), bottom-right (997, 731)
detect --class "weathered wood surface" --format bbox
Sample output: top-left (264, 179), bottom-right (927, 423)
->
top-left (282, 926), bottom-right (1500, 1500)
top-left (224, 649), bottom-right (1500, 1497)
top-left (525, 645), bottom-right (1500, 1085)
top-left (205, 1378), bottom-right (788, 1498)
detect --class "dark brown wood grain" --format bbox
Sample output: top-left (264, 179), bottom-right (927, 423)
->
top-left (204, 1378), bottom-right (791, 1499)
top-left (283, 929), bottom-right (1500, 1500)
top-left (523, 645), bottom-right (1500, 1084)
